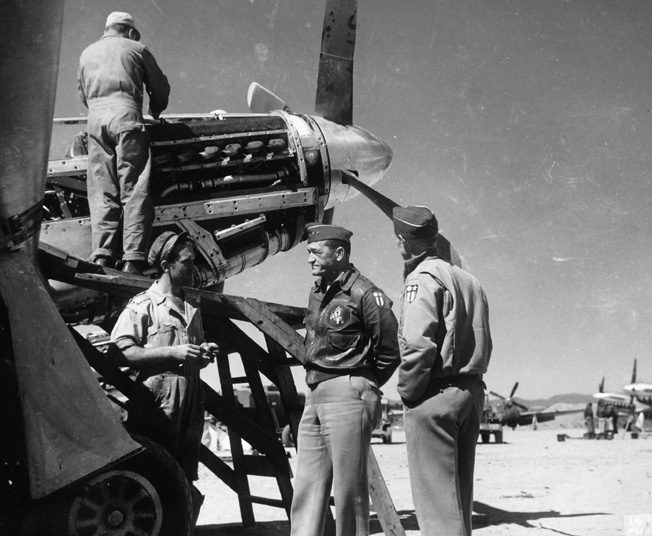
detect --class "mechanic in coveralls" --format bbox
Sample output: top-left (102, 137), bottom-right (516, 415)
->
top-left (393, 206), bottom-right (492, 536)
top-left (290, 223), bottom-right (400, 536)
top-left (78, 12), bottom-right (170, 274)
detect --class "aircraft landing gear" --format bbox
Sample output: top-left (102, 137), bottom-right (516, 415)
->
top-left (66, 435), bottom-right (194, 536)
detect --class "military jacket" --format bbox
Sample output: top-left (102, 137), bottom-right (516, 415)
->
top-left (398, 255), bottom-right (492, 402)
top-left (304, 264), bottom-right (400, 387)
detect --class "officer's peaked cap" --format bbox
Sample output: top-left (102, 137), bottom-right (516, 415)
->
top-left (392, 205), bottom-right (439, 240)
top-left (303, 223), bottom-right (352, 244)
top-left (148, 231), bottom-right (191, 267)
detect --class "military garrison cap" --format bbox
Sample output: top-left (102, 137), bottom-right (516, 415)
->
top-left (392, 206), bottom-right (439, 240)
top-left (303, 223), bottom-right (352, 244)
top-left (148, 231), bottom-right (191, 267)
top-left (105, 12), bottom-right (141, 41)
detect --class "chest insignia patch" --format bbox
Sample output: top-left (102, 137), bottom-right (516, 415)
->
top-left (405, 284), bottom-right (419, 303)
top-left (326, 304), bottom-right (350, 328)
top-left (372, 291), bottom-right (385, 308)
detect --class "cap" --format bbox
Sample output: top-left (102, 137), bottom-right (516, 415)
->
top-left (148, 231), bottom-right (191, 267)
top-left (106, 11), bottom-right (137, 30)
top-left (392, 206), bottom-right (439, 240)
top-left (303, 223), bottom-right (352, 244)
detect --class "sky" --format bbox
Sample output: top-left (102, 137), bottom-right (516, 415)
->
top-left (49, 0), bottom-right (652, 401)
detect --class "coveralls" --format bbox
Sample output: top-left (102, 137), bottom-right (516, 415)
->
top-left (78, 33), bottom-right (170, 263)
top-left (290, 265), bottom-right (400, 536)
top-left (111, 281), bottom-right (205, 481)
top-left (398, 253), bottom-right (492, 536)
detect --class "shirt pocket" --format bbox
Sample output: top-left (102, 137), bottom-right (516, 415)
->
top-left (146, 321), bottom-right (178, 347)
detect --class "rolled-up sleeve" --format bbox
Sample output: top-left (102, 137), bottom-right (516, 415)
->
top-left (111, 303), bottom-right (149, 350)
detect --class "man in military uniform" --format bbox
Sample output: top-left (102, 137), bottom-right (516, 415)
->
top-left (78, 12), bottom-right (170, 274)
top-left (111, 231), bottom-right (217, 483)
top-left (393, 206), bottom-right (492, 536)
top-left (290, 223), bottom-right (400, 536)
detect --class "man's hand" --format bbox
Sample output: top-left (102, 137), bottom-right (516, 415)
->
top-left (199, 342), bottom-right (219, 368)
top-left (170, 344), bottom-right (203, 362)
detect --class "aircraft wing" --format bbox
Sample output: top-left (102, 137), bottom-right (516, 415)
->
top-left (516, 408), bottom-right (584, 426)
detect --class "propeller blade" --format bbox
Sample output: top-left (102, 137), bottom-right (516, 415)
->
top-left (247, 82), bottom-right (293, 114)
top-left (599, 377), bottom-right (605, 393)
top-left (322, 207), bottom-right (335, 224)
top-left (341, 170), bottom-right (398, 219)
top-left (509, 382), bottom-right (519, 399)
top-left (489, 391), bottom-right (506, 401)
top-left (514, 401), bottom-right (529, 411)
top-left (340, 170), bottom-right (463, 268)
top-left (315, 0), bottom-right (357, 125)
top-left (632, 358), bottom-right (637, 384)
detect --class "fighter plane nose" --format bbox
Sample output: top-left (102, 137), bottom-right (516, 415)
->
top-left (310, 117), bottom-right (393, 209)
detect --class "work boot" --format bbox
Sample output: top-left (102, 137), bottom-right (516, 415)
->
top-left (122, 260), bottom-right (146, 275)
top-left (92, 255), bottom-right (113, 268)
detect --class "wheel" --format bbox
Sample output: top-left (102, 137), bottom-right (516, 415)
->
top-left (66, 435), bottom-right (193, 536)
top-left (494, 431), bottom-right (503, 444)
top-left (281, 424), bottom-right (295, 447)
top-left (481, 433), bottom-right (490, 443)
top-left (382, 428), bottom-right (392, 444)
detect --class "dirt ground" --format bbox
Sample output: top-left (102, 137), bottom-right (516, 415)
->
top-left (193, 426), bottom-right (651, 535)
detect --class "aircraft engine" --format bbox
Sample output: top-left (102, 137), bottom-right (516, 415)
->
top-left (43, 107), bottom-right (392, 324)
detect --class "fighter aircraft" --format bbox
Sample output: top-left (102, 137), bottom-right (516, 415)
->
top-left (595, 359), bottom-right (652, 420)
top-left (489, 382), bottom-right (583, 429)
top-left (0, 1), bottom-right (395, 533)
top-left (42, 0), bottom-right (391, 325)
top-left (622, 359), bottom-right (652, 409)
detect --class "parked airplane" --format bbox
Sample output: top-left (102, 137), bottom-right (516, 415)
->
top-left (622, 359), bottom-right (652, 408)
top-left (489, 382), bottom-right (582, 429)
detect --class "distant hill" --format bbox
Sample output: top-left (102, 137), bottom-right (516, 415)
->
top-left (513, 393), bottom-right (595, 408)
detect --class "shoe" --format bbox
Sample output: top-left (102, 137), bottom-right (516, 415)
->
top-left (92, 255), bottom-right (113, 268)
top-left (122, 260), bottom-right (144, 275)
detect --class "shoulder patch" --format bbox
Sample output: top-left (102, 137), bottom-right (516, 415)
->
top-left (372, 291), bottom-right (386, 308)
top-left (405, 284), bottom-right (419, 303)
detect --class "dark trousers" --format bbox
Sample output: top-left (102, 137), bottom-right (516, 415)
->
top-left (404, 376), bottom-right (484, 536)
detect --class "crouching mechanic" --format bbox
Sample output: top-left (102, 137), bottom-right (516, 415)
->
top-left (290, 223), bottom-right (400, 536)
top-left (393, 206), bottom-right (492, 536)
top-left (110, 231), bottom-right (217, 514)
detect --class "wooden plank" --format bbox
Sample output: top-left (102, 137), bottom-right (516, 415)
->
top-left (368, 448), bottom-right (406, 536)
top-left (216, 354), bottom-right (256, 526)
top-left (198, 445), bottom-right (237, 491)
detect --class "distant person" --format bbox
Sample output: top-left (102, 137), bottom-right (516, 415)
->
top-left (290, 223), bottom-right (400, 536)
top-left (584, 402), bottom-right (595, 439)
top-left (392, 206), bottom-right (492, 536)
top-left (111, 232), bottom-right (218, 523)
top-left (78, 11), bottom-right (170, 274)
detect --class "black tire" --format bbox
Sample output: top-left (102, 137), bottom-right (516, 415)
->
top-left (382, 429), bottom-right (392, 444)
top-left (66, 434), bottom-right (194, 536)
top-left (281, 424), bottom-right (295, 447)
top-left (481, 433), bottom-right (490, 444)
top-left (494, 431), bottom-right (503, 444)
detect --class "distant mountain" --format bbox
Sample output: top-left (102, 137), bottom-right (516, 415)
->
top-left (512, 393), bottom-right (594, 408)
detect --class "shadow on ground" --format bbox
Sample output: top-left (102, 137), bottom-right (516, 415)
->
top-left (195, 502), bottom-right (609, 535)
top-left (472, 501), bottom-right (609, 529)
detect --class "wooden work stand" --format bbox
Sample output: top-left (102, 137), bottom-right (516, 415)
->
top-left (41, 245), bottom-right (405, 536)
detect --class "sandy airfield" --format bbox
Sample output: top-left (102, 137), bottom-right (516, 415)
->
top-left (194, 426), bottom-right (651, 536)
